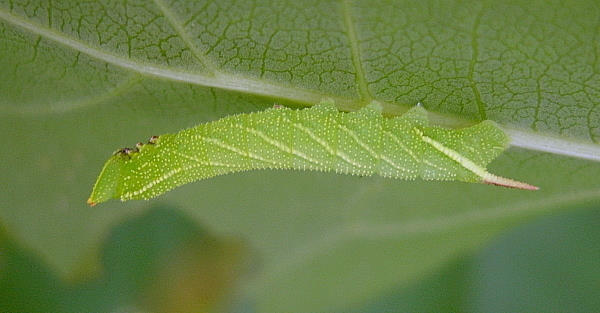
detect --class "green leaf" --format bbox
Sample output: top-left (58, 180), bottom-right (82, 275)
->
top-left (1, 0), bottom-right (599, 312)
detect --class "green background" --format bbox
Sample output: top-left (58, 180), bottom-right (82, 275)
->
top-left (1, 0), bottom-right (599, 312)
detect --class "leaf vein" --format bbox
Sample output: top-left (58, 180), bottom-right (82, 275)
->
top-left (0, 9), bottom-right (338, 107)
top-left (151, 0), bottom-right (216, 73)
top-left (468, 5), bottom-right (487, 120)
top-left (340, 0), bottom-right (372, 100)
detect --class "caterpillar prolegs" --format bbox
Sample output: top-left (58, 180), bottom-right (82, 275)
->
top-left (88, 100), bottom-right (537, 206)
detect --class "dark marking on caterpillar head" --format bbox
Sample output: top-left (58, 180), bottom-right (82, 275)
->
top-left (113, 147), bottom-right (137, 158)
top-left (112, 136), bottom-right (158, 159)
top-left (148, 135), bottom-right (159, 144)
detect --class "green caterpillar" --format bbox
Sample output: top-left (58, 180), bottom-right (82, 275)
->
top-left (88, 100), bottom-right (537, 206)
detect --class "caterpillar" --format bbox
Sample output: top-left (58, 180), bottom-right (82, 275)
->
top-left (87, 100), bottom-right (537, 206)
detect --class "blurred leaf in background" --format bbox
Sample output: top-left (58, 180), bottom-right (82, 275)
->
top-left (0, 0), bottom-right (599, 312)
top-left (0, 226), bottom-right (64, 313)
top-left (344, 206), bottom-right (600, 313)
top-left (1, 205), bottom-right (248, 313)
top-left (466, 206), bottom-right (600, 313)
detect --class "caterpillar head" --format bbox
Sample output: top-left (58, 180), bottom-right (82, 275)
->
top-left (87, 155), bottom-right (125, 206)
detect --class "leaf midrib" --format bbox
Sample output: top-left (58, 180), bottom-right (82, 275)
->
top-left (1, 8), bottom-right (599, 162)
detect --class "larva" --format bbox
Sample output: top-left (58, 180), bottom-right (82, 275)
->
top-left (88, 100), bottom-right (537, 206)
